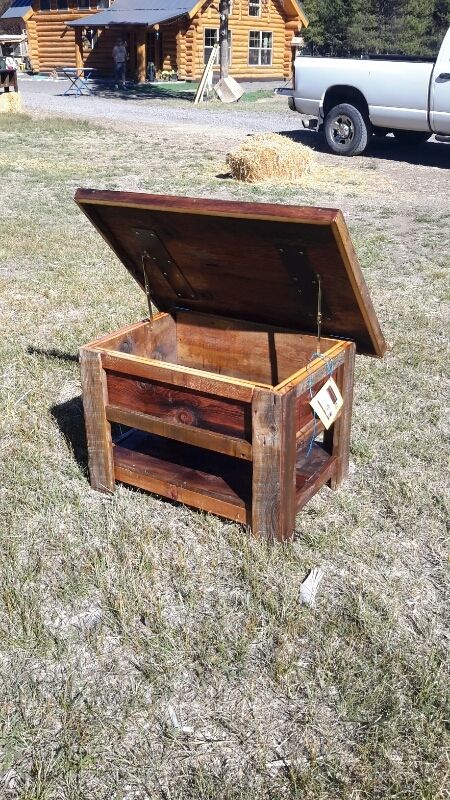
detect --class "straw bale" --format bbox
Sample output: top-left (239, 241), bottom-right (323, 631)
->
top-left (226, 133), bottom-right (315, 183)
top-left (0, 91), bottom-right (22, 114)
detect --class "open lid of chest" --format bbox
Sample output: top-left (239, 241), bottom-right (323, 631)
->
top-left (75, 189), bottom-right (386, 357)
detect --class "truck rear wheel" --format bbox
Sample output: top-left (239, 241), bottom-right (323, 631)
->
top-left (393, 130), bottom-right (430, 146)
top-left (324, 103), bottom-right (370, 156)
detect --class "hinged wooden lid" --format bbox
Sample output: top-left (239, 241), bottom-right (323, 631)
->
top-left (75, 189), bottom-right (386, 357)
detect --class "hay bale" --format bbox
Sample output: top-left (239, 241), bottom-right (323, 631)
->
top-left (0, 91), bottom-right (22, 114)
top-left (226, 133), bottom-right (315, 183)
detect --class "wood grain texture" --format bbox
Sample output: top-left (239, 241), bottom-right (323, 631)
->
top-left (74, 189), bottom-right (339, 225)
top-left (106, 372), bottom-right (251, 439)
top-left (113, 430), bottom-right (251, 524)
top-left (100, 350), bottom-right (260, 401)
top-left (106, 404), bottom-right (252, 460)
top-left (74, 189), bottom-right (385, 356)
top-left (295, 446), bottom-right (337, 511)
top-left (90, 315), bottom-right (177, 361)
top-left (323, 341), bottom-right (356, 488)
top-left (251, 388), bottom-right (296, 542)
top-left (275, 341), bottom-right (346, 393)
top-left (176, 311), bottom-right (336, 385)
top-left (79, 347), bottom-right (115, 493)
top-left (332, 214), bottom-right (387, 358)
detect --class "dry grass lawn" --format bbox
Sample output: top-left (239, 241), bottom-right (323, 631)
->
top-left (0, 114), bottom-right (449, 799)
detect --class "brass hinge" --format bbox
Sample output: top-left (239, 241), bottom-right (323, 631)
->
top-left (141, 253), bottom-right (154, 328)
top-left (316, 273), bottom-right (322, 353)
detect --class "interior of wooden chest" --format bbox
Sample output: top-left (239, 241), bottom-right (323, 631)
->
top-left (98, 311), bottom-right (339, 387)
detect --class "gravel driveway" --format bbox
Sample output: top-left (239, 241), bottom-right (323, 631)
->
top-left (18, 76), bottom-right (301, 134)
top-left (18, 75), bottom-right (450, 215)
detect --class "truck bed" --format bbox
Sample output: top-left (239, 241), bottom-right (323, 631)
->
top-left (301, 54), bottom-right (435, 64)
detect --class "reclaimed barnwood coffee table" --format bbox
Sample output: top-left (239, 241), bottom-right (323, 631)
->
top-left (77, 190), bottom-right (386, 542)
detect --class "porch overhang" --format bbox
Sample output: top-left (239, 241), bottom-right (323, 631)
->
top-left (0, 0), bottom-right (33, 22)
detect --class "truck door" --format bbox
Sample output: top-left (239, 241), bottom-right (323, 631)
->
top-left (430, 28), bottom-right (450, 134)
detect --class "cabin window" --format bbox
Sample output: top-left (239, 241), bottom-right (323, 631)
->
top-left (56, 0), bottom-right (68, 8)
top-left (249, 0), bottom-right (261, 16)
top-left (248, 30), bottom-right (272, 65)
top-left (204, 28), bottom-right (231, 65)
top-left (78, 0), bottom-right (90, 8)
top-left (39, 0), bottom-right (51, 10)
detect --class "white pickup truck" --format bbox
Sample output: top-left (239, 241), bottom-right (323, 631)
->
top-left (284, 26), bottom-right (450, 155)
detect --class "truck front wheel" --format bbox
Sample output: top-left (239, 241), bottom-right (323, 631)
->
top-left (324, 103), bottom-right (370, 156)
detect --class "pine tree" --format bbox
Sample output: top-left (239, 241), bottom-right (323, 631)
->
top-left (302, 0), bottom-right (449, 56)
top-left (398, 0), bottom-right (431, 54)
top-left (303, 0), bottom-right (356, 54)
top-left (429, 0), bottom-right (450, 51)
top-left (347, 0), bottom-right (378, 53)
top-left (302, 0), bottom-right (326, 53)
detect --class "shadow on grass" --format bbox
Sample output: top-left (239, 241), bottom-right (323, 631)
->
top-left (277, 128), bottom-right (450, 168)
top-left (63, 80), bottom-right (199, 102)
top-left (27, 345), bottom-right (79, 364)
top-left (51, 395), bottom-right (89, 473)
top-left (56, 81), bottom-right (275, 104)
top-left (26, 346), bottom-right (88, 471)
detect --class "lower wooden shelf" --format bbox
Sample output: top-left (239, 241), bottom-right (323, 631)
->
top-left (295, 444), bottom-right (337, 510)
top-left (112, 430), bottom-right (336, 526)
top-left (113, 429), bottom-right (252, 524)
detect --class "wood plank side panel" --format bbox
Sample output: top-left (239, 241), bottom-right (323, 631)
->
top-left (295, 449), bottom-right (337, 511)
top-left (89, 315), bottom-right (177, 361)
top-left (106, 371), bottom-right (252, 440)
top-left (276, 343), bottom-right (347, 394)
top-left (106, 403), bottom-right (252, 460)
top-left (176, 311), bottom-right (336, 385)
top-left (252, 388), bottom-right (296, 542)
top-left (79, 347), bottom-right (115, 493)
top-left (100, 351), bottom-right (258, 402)
top-left (323, 341), bottom-right (356, 488)
top-left (113, 431), bottom-right (251, 524)
top-left (114, 461), bottom-right (249, 524)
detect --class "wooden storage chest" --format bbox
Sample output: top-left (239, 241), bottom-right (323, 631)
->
top-left (76, 189), bottom-right (386, 542)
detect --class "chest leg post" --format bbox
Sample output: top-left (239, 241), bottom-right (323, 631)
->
top-left (251, 388), bottom-right (296, 542)
top-left (79, 347), bottom-right (116, 494)
top-left (324, 342), bottom-right (356, 489)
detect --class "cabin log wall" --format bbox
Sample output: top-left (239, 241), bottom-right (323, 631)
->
top-left (179, 0), bottom-right (301, 80)
top-left (23, 0), bottom-right (302, 77)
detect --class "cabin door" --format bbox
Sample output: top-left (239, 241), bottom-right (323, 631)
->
top-left (147, 30), bottom-right (163, 72)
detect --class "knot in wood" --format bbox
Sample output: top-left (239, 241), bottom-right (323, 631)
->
top-left (119, 339), bottom-right (133, 354)
top-left (174, 406), bottom-right (197, 426)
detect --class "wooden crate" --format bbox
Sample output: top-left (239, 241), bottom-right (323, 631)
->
top-left (76, 190), bottom-right (386, 542)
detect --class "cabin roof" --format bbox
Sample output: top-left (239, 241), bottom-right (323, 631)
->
top-left (67, 0), bottom-right (308, 29)
top-left (68, 0), bottom-right (195, 27)
top-left (1, 0), bottom-right (308, 30)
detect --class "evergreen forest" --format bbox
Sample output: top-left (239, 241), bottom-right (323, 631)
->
top-left (302, 0), bottom-right (450, 56)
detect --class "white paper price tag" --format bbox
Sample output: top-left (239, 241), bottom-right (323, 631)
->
top-left (310, 377), bottom-right (343, 430)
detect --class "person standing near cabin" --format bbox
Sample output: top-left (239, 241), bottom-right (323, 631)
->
top-left (112, 38), bottom-right (127, 89)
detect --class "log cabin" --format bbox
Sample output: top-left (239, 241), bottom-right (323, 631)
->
top-left (1, 0), bottom-right (308, 81)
